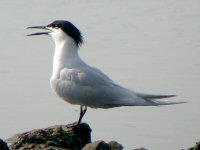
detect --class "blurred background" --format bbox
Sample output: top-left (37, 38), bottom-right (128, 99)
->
top-left (0, 0), bottom-right (200, 149)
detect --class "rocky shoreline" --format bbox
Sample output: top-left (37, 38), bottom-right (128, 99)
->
top-left (0, 123), bottom-right (199, 150)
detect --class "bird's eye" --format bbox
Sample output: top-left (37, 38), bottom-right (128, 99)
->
top-left (52, 24), bottom-right (59, 28)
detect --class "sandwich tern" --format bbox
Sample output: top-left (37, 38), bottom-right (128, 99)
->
top-left (27, 20), bottom-right (184, 124)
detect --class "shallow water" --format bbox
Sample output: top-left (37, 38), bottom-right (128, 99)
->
top-left (0, 0), bottom-right (200, 149)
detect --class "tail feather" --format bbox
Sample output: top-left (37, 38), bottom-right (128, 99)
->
top-left (135, 92), bottom-right (187, 106)
top-left (104, 99), bottom-right (186, 108)
top-left (152, 100), bottom-right (186, 106)
top-left (136, 93), bottom-right (176, 100)
top-left (102, 89), bottom-right (186, 108)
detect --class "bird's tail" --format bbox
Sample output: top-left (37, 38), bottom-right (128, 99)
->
top-left (102, 85), bottom-right (186, 108)
top-left (136, 92), bottom-right (176, 100)
top-left (135, 92), bottom-right (186, 106)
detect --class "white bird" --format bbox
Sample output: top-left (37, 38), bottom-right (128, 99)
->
top-left (27, 20), bottom-right (184, 124)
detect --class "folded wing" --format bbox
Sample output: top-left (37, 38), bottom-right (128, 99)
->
top-left (52, 66), bottom-right (185, 108)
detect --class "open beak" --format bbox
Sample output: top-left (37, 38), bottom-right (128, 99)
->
top-left (27, 26), bottom-right (51, 36)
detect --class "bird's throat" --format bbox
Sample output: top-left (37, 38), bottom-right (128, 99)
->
top-left (52, 39), bottom-right (79, 79)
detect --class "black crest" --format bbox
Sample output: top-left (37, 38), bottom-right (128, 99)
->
top-left (47, 20), bottom-right (83, 47)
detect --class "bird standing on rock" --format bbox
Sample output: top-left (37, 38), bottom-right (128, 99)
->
top-left (27, 20), bottom-right (185, 124)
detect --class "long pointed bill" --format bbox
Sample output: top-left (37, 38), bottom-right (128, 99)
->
top-left (27, 26), bottom-right (51, 36)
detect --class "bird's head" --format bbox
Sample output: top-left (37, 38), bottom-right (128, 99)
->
top-left (27, 20), bottom-right (83, 47)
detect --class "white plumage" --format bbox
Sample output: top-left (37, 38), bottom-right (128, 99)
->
top-left (27, 20), bottom-right (185, 123)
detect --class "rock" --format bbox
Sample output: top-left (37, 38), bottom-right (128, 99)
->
top-left (82, 140), bottom-right (124, 150)
top-left (73, 122), bottom-right (92, 145)
top-left (0, 139), bottom-right (9, 150)
top-left (188, 141), bottom-right (200, 150)
top-left (108, 141), bottom-right (123, 150)
top-left (82, 140), bottom-right (111, 150)
top-left (9, 122), bottom-right (92, 150)
top-left (133, 148), bottom-right (148, 150)
top-left (5, 123), bottom-right (200, 150)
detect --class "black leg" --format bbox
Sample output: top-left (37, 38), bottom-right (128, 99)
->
top-left (78, 105), bottom-right (83, 124)
top-left (77, 105), bottom-right (87, 124)
top-left (83, 106), bottom-right (87, 115)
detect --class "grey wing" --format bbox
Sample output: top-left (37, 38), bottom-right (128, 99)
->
top-left (55, 66), bottom-right (121, 108)
top-left (56, 66), bottom-right (178, 108)
top-left (57, 66), bottom-right (159, 108)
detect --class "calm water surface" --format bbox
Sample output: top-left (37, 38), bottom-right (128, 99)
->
top-left (0, 1), bottom-right (200, 149)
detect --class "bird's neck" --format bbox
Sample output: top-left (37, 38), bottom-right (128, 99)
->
top-left (52, 38), bottom-right (82, 78)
